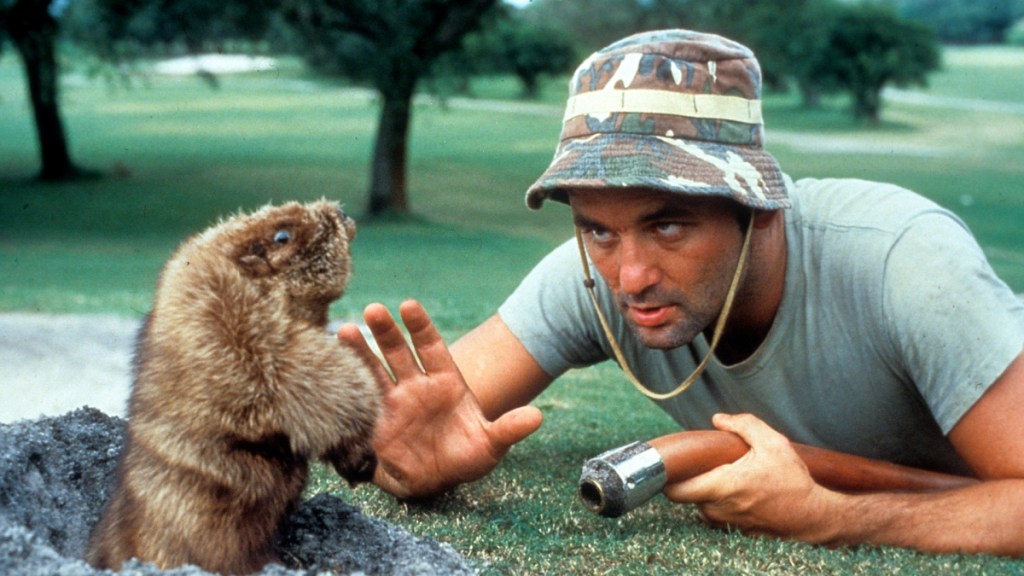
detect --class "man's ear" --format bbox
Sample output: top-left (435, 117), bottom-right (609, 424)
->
top-left (753, 209), bottom-right (781, 230)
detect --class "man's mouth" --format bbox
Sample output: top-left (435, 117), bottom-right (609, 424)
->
top-left (626, 305), bottom-right (674, 328)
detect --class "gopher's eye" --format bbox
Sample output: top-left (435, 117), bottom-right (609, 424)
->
top-left (273, 229), bottom-right (292, 244)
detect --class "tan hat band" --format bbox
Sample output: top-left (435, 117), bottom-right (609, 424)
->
top-left (564, 89), bottom-right (763, 125)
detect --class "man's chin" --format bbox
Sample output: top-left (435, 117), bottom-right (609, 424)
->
top-left (629, 324), bottom-right (696, 350)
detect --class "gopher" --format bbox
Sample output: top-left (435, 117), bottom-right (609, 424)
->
top-left (86, 200), bottom-right (381, 574)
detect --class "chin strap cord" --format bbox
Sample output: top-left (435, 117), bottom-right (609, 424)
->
top-left (573, 210), bottom-right (755, 401)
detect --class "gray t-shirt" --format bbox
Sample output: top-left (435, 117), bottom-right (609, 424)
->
top-left (499, 177), bottom-right (1024, 474)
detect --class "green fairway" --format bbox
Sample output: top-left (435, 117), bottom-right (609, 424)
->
top-left (929, 45), bottom-right (1024, 103)
top-left (1, 46), bottom-right (1023, 574)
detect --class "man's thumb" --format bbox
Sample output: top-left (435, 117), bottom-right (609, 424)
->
top-left (491, 406), bottom-right (543, 448)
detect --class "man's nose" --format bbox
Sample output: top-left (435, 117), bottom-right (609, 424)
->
top-left (616, 238), bottom-right (661, 295)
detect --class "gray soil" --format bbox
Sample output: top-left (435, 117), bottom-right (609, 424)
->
top-left (0, 317), bottom-right (477, 576)
top-left (0, 408), bottom-right (477, 575)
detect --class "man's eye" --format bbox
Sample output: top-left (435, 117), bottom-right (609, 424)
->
top-left (654, 222), bottom-right (685, 237)
top-left (588, 228), bottom-right (613, 243)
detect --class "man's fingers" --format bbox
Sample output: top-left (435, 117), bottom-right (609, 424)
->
top-left (713, 412), bottom-right (790, 453)
top-left (663, 417), bottom-right (750, 504)
top-left (362, 302), bottom-right (424, 379)
top-left (372, 460), bottom-right (414, 500)
top-left (337, 322), bottom-right (397, 388)
top-left (711, 413), bottom-right (753, 435)
top-left (398, 300), bottom-right (459, 373)
top-left (489, 406), bottom-right (543, 450)
top-left (663, 464), bottom-right (730, 503)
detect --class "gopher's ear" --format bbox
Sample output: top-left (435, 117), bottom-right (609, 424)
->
top-left (238, 242), bottom-right (272, 277)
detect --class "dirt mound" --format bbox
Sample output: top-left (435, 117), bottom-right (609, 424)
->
top-left (0, 408), bottom-right (476, 575)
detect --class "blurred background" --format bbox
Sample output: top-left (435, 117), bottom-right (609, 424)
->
top-left (2, 0), bottom-right (1022, 322)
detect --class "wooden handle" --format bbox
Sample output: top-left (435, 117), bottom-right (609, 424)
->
top-left (648, 430), bottom-right (976, 493)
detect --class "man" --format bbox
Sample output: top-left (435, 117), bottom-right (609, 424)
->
top-left (338, 30), bottom-right (1024, 555)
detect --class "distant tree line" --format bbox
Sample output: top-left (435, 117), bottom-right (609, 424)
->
top-left (1, 0), bottom-right (573, 215)
top-left (520, 0), bottom-right (941, 123)
top-left (885, 0), bottom-right (1024, 44)
top-left (5, 0), bottom-right (1006, 216)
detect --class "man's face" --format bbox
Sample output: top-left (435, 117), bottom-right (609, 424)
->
top-left (570, 189), bottom-right (746, 350)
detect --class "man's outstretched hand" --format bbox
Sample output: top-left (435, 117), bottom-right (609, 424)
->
top-left (337, 300), bottom-right (543, 499)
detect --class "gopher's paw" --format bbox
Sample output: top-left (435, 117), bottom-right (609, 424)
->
top-left (330, 445), bottom-right (377, 486)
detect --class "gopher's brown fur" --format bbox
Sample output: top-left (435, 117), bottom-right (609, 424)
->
top-left (86, 201), bottom-right (380, 574)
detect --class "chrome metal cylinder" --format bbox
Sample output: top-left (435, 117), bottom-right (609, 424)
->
top-left (578, 441), bottom-right (667, 518)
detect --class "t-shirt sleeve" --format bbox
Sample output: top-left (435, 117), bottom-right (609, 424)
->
top-left (883, 211), bottom-right (1024, 434)
top-left (498, 238), bottom-right (611, 377)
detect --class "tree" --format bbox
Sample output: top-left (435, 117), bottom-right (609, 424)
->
top-left (695, 0), bottom-right (839, 105)
top-left (69, 0), bottom-right (277, 66)
top-left (283, 0), bottom-right (499, 216)
top-left (71, 0), bottom-right (498, 216)
top-left (519, 0), bottom-right (839, 105)
top-left (457, 8), bottom-right (576, 100)
top-left (810, 4), bottom-right (939, 124)
top-left (520, 0), bottom-right (702, 54)
top-left (494, 19), bottom-right (575, 99)
top-left (1, 0), bottom-right (93, 181)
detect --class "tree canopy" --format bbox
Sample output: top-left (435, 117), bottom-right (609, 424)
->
top-left (62, 0), bottom-right (503, 215)
top-left (1, 0), bottom-right (955, 202)
top-left (810, 3), bottom-right (940, 124)
top-left (281, 0), bottom-right (499, 216)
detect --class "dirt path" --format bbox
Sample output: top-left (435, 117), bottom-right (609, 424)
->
top-left (0, 314), bottom-right (369, 424)
top-left (0, 313), bottom-right (138, 423)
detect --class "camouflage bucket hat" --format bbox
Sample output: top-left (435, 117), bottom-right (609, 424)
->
top-left (526, 29), bottom-right (790, 211)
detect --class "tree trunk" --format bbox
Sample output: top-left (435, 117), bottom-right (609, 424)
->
top-left (518, 70), bottom-right (540, 100)
top-left (7, 0), bottom-right (86, 181)
top-left (368, 78), bottom-right (417, 216)
top-left (798, 79), bottom-right (821, 109)
top-left (284, 0), bottom-right (498, 217)
top-left (854, 85), bottom-right (883, 126)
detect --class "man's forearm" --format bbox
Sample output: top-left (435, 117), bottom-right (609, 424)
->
top-left (812, 479), bottom-right (1024, 557)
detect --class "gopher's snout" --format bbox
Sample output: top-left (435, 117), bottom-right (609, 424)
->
top-left (335, 207), bottom-right (356, 241)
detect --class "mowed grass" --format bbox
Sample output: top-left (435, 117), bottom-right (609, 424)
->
top-left (2, 46), bottom-right (1023, 575)
top-left (929, 45), bottom-right (1024, 103)
top-left (763, 45), bottom-right (1024, 290)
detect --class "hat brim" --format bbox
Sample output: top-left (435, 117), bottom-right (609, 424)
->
top-left (526, 133), bottom-right (791, 211)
